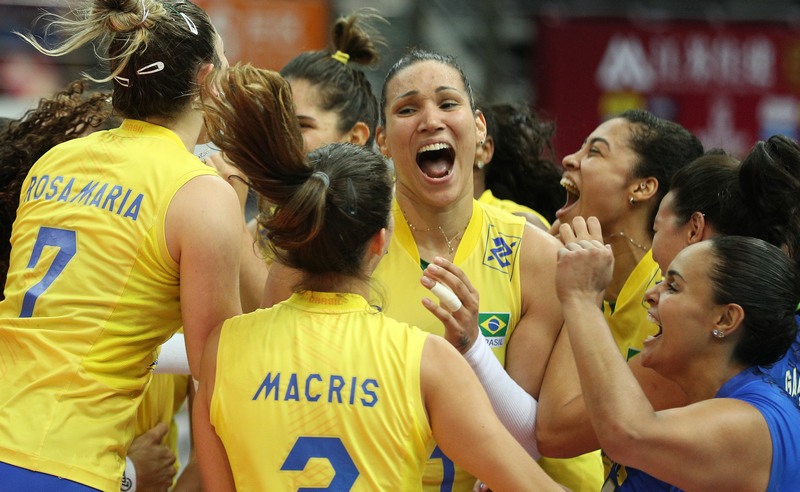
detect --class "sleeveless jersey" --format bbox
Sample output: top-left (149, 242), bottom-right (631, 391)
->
top-left (477, 189), bottom-right (551, 229)
top-left (603, 249), bottom-right (661, 361)
top-left (761, 316), bottom-right (800, 406)
top-left (211, 291), bottom-right (433, 490)
top-left (134, 373), bottom-right (190, 478)
top-left (718, 367), bottom-right (800, 491)
top-left (375, 199), bottom-right (603, 492)
top-left (0, 119), bottom-right (216, 491)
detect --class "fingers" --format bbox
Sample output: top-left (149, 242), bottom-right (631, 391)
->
top-left (140, 422), bottom-right (170, 445)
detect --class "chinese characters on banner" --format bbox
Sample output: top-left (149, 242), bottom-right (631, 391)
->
top-left (535, 16), bottom-right (800, 157)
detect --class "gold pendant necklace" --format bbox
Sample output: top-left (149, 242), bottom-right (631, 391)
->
top-left (607, 231), bottom-right (650, 252)
top-left (404, 216), bottom-right (467, 255)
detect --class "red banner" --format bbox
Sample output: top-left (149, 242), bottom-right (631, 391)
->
top-left (536, 16), bottom-right (800, 158)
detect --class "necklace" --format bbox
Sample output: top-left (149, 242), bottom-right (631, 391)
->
top-left (607, 231), bottom-right (650, 252)
top-left (404, 217), bottom-right (468, 255)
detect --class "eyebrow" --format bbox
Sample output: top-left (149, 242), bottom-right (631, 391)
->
top-left (587, 136), bottom-right (611, 149)
top-left (666, 270), bottom-right (685, 281)
top-left (392, 86), bottom-right (461, 103)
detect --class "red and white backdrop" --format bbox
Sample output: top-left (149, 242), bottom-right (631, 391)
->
top-left (535, 15), bottom-right (800, 158)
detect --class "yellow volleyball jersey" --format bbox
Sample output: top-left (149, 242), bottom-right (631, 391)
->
top-left (374, 199), bottom-right (524, 491)
top-left (602, 249), bottom-right (662, 361)
top-left (211, 291), bottom-right (433, 490)
top-left (0, 119), bottom-right (216, 491)
top-left (375, 199), bottom-right (603, 492)
top-left (477, 189), bottom-right (551, 229)
top-left (134, 373), bottom-right (190, 477)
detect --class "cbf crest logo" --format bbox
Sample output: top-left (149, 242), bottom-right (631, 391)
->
top-left (479, 313), bottom-right (510, 347)
top-left (482, 225), bottom-right (521, 276)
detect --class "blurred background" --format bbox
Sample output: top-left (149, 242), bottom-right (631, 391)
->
top-left (4, 0), bottom-right (800, 158)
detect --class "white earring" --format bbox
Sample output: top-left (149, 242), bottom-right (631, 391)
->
top-left (476, 160), bottom-right (485, 170)
top-left (712, 329), bottom-right (725, 339)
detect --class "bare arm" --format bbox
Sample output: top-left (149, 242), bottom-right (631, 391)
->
top-left (205, 152), bottom-right (268, 314)
top-left (556, 217), bottom-right (771, 491)
top-left (505, 226), bottom-right (564, 397)
top-left (421, 335), bottom-right (562, 492)
top-left (419, 227), bottom-right (563, 457)
top-left (192, 326), bottom-right (236, 492)
top-left (166, 174), bottom-right (243, 377)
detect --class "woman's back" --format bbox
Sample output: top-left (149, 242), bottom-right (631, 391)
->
top-left (211, 291), bottom-right (432, 490)
top-left (0, 121), bottom-right (216, 489)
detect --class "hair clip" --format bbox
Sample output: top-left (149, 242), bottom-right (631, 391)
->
top-left (114, 75), bottom-right (131, 87)
top-left (136, 61), bottom-right (165, 75)
top-left (180, 13), bottom-right (198, 35)
top-left (345, 177), bottom-right (358, 215)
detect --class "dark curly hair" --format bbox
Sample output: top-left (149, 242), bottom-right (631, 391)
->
top-left (482, 102), bottom-right (563, 222)
top-left (0, 80), bottom-right (115, 297)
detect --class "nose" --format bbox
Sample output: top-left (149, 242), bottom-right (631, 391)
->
top-left (418, 105), bottom-right (445, 132)
top-left (562, 149), bottom-right (580, 169)
top-left (644, 283), bottom-right (660, 307)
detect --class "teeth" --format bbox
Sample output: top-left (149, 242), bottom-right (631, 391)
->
top-left (418, 142), bottom-right (451, 154)
top-left (560, 177), bottom-right (579, 195)
top-left (647, 313), bottom-right (660, 326)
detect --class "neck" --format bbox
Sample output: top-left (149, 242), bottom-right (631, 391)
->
top-left (666, 357), bottom-right (748, 403)
top-left (473, 169), bottom-right (486, 200)
top-left (144, 106), bottom-right (203, 152)
top-left (396, 190), bottom-right (473, 260)
top-left (302, 273), bottom-right (371, 300)
top-left (603, 230), bottom-right (651, 302)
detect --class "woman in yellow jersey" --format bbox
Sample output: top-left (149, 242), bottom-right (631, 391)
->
top-left (0, 1), bottom-right (242, 490)
top-left (367, 49), bottom-right (603, 492)
top-left (531, 112), bottom-right (702, 485)
top-left (473, 102), bottom-right (563, 231)
top-left (190, 64), bottom-right (561, 492)
top-left (211, 8), bottom-right (388, 311)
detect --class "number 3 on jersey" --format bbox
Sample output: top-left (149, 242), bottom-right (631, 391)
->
top-left (281, 436), bottom-right (359, 490)
top-left (20, 227), bottom-right (77, 318)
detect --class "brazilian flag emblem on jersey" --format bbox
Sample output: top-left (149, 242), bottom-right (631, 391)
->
top-left (479, 312), bottom-right (510, 347)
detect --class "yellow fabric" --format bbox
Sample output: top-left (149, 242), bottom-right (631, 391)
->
top-left (375, 199), bottom-right (602, 491)
top-left (477, 189), bottom-right (551, 229)
top-left (134, 373), bottom-right (190, 477)
top-left (0, 119), bottom-right (216, 491)
top-left (603, 249), bottom-right (662, 361)
top-left (211, 291), bottom-right (433, 490)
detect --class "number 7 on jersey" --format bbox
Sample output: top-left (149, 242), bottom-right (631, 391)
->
top-left (20, 227), bottom-right (77, 318)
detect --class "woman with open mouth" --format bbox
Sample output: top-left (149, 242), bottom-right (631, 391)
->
top-left (373, 48), bottom-right (601, 491)
top-left (555, 217), bottom-right (800, 491)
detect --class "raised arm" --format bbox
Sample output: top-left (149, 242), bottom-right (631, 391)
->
top-left (555, 217), bottom-right (770, 491)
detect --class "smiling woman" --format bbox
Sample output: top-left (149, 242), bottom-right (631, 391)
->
top-left (555, 219), bottom-right (800, 491)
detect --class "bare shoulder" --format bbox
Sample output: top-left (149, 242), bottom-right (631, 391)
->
top-left (518, 223), bottom-right (561, 281)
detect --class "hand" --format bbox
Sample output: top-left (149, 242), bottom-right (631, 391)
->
top-left (420, 257), bottom-right (480, 353)
top-left (555, 216), bottom-right (613, 305)
top-left (127, 422), bottom-right (177, 492)
top-left (206, 152), bottom-right (250, 211)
